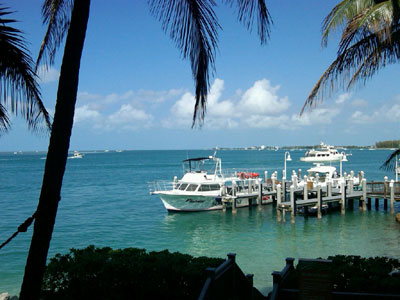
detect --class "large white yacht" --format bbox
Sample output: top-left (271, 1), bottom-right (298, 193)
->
top-left (300, 142), bottom-right (348, 162)
top-left (150, 153), bottom-right (262, 212)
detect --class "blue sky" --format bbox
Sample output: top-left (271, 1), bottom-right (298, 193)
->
top-left (1, 1), bottom-right (399, 151)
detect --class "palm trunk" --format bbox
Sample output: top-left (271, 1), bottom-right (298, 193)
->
top-left (19, 1), bottom-right (90, 299)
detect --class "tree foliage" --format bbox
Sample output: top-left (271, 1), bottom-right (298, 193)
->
top-left (0, 6), bottom-right (51, 134)
top-left (302, 0), bottom-right (400, 114)
top-left (40, 246), bottom-right (224, 300)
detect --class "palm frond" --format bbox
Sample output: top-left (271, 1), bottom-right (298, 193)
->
top-left (0, 6), bottom-right (52, 133)
top-left (149, 0), bottom-right (220, 127)
top-left (322, 0), bottom-right (376, 47)
top-left (226, 0), bottom-right (272, 44)
top-left (0, 103), bottom-right (11, 133)
top-left (381, 147), bottom-right (400, 171)
top-left (36, 0), bottom-right (73, 69)
top-left (302, 4), bottom-right (400, 115)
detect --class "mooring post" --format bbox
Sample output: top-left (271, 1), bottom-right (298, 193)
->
top-left (317, 183), bottom-right (322, 219)
top-left (282, 178), bottom-right (286, 202)
top-left (248, 179), bottom-right (253, 194)
top-left (362, 178), bottom-right (367, 211)
top-left (340, 181), bottom-right (345, 215)
top-left (298, 169), bottom-right (302, 179)
top-left (277, 184), bottom-right (282, 222)
top-left (264, 170), bottom-right (268, 184)
top-left (258, 180), bottom-right (263, 207)
top-left (390, 180), bottom-right (395, 214)
top-left (292, 174), bottom-right (298, 189)
top-left (290, 185), bottom-right (295, 224)
top-left (327, 180), bottom-right (332, 197)
top-left (272, 174), bottom-right (276, 193)
top-left (303, 175), bottom-right (308, 201)
top-left (384, 176), bottom-right (389, 204)
top-left (232, 181), bottom-right (237, 214)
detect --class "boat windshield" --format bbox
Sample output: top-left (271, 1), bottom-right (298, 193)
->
top-left (182, 156), bottom-right (220, 176)
top-left (178, 183), bottom-right (188, 190)
top-left (186, 184), bottom-right (199, 191)
top-left (308, 172), bottom-right (329, 182)
top-left (198, 184), bottom-right (220, 191)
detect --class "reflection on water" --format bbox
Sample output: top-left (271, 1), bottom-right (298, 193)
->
top-left (162, 205), bottom-right (400, 294)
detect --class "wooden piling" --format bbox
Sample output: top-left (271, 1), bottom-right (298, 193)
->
top-left (375, 198), bottom-right (379, 210)
top-left (232, 196), bottom-right (237, 214)
top-left (303, 176), bottom-right (308, 201)
top-left (317, 184), bottom-right (322, 219)
top-left (258, 181), bottom-right (262, 208)
top-left (367, 198), bottom-right (371, 210)
top-left (290, 185), bottom-right (295, 224)
top-left (390, 180), bottom-right (395, 214)
top-left (276, 184), bottom-right (282, 222)
top-left (340, 182), bottom-right (345, 215)
top-left (327, 181), bottom-right (332, 197)
top-left (362, 178), bottom-right (367, 211)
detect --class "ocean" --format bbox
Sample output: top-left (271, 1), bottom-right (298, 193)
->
top-left (1, 149), bottom-right (400, 296)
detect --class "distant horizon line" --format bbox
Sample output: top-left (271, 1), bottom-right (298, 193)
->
top-left (2, 144), bottom-right (397, 153)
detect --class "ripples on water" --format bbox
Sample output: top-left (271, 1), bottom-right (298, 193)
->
top-left (0, 149), bottom-right (399, 295)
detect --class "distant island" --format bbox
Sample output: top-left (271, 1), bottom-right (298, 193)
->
top-left (215, 140), bottom-right (400, 151)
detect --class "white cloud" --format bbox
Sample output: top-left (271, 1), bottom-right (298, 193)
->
top-left (37, 66), bottom-right (59, 84)
top-left (74, 105), bottom-right (101, 123)
top-left (104, 104), bottom-right (153, 130)
top-left (335, 92), bottom-right (351, 104)
top-left (238, 79), bottom-right (290, 115)
top-left (293, 108), bottom-right (340, 127)
top-left (350, 111), bottom-right (375, 124)
top-left (164, 78), bottom-right (292, 129)
top-left (351, 98), bottom-right (368, 107)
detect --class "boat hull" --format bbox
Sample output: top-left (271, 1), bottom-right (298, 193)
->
top-left (300, 157), bottom-right (342, 162)
top-left (159, 193), bottom-right (222, 211)
top-left (157, 193), bottom-right (262, 212)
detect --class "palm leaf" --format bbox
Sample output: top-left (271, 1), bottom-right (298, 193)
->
top-left (381, 148), bottom-right (400, 171)
top-left (0, 6), bottom-right (51, 134)
top-left (36, 0), bottom-right (73, 69)
top-left (149, 0), bottom-right (220, 127)
top-left (226, 0), bottom-right (272, 44)
top-left (302, 4), bottom-right (400, 114)
top-left (0, 103), bottom-right (11, 133)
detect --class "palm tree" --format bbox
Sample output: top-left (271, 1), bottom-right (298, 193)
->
top-left (19, 1), bottom-right (272, 299)
top-left (300, 0), bottom-right (400, 169)
top-left (301, 0), bottom-right (400, 114)
top-left (0, 6), bottom-right (51, 134)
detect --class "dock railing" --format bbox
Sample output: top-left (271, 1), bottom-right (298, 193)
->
top-left (148, 180), bottom-right (175, 194)
top-left (198, 253), bottom-right (265, 300)
top-left (269, 258), bottom-right (400, 299)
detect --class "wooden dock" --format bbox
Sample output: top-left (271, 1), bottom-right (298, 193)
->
top-left (220, 172), bottom-right (400, 223)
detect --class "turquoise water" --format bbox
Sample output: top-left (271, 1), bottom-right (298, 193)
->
top-left (1, 149), bottom-right (400, 295)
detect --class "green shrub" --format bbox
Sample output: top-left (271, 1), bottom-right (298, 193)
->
top-left (327, 255), bottom-right (400, 294)
top-left (40, 246), bottom-right (224, 300)
top-left (281, 255), bottom-right (400, 294)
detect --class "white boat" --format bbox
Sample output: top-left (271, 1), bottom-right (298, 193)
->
top-left (150, 153), bottom-right (264, 212)
top-left (300, 142), bottom-right (348, 162)
top-left (68, 151), bottom-right (84, 159)
top-left (295, 163), bottom-right (360, 190)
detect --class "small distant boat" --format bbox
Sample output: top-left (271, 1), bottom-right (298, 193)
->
top-left (300, 142), bottom-right (348, 162)
top-left (68, 151), bottom-right (84, 159)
